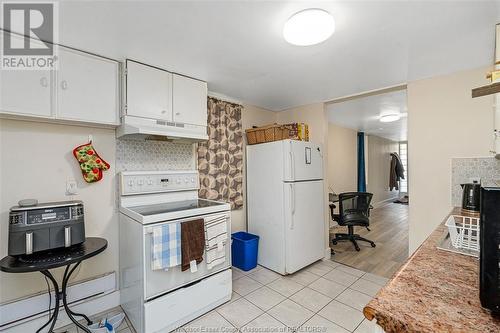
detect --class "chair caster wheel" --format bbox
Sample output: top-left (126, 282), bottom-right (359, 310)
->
top-left (371, 243), bottom-right (376, 248)
top-left (355, 246), bottom-right (360, 252)
top-left (332, 240), bottom-right (338, 245)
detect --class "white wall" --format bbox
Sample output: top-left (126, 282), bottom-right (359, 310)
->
top-left (367, 135), bottom-right (400, 206)
top-left (0, 119), bottom-right (118, 302)
top-left (327, 123), bottom-right (357, 194)
top-left (407, 66), bottom-right (494, 254)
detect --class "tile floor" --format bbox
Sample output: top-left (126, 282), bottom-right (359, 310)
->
top-left (58, 260), bottom-right (388, 333)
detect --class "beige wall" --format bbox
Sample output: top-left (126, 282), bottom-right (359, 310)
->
top-left (0, 119), bottom-right (118, 302)
top-left (277, 103), bottom-right (330, 256)
top-left (407, 66), bottom-right (494, 254)
top-left (231, 104), bottom-right (277, 232)
top-left (367, 135), bottom-right (400, 206)
top-left (276, 103), bottom-right (328, 145)
top-left (327, 123), bottom-right (357, 193)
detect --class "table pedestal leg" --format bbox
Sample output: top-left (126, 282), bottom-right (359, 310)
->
top-left (37, 271), bottom-right (60, 333)
top-left (62, 263), bottom-right (92, 333)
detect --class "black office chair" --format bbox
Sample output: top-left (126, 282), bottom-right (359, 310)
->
top-left (329, 192), bottom-right (376, 252)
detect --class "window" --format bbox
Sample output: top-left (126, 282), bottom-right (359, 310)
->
top-left (399, 142), bottom-right (408, 193)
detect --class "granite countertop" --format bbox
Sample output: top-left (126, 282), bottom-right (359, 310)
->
top-left (363, 207), bottom-right (500, 332)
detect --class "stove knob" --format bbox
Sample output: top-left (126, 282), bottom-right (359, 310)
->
top-left (185, 178), bottom-right (189, 183)
top-left (176, 178), bottom-right (181, 184)
top-left (148, 179), bottom-right (153, 185)
top-left (128, 180), bottom-right (134, 186)
top-left (137, 179), bottom-right (144, 186)
top-left (191, 178), bottom-right (195, 183)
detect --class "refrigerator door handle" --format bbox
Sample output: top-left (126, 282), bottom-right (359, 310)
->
top-left (289, 151), bottom-right (295, 179)
top-left (290, 183), bottom-right (295, 229)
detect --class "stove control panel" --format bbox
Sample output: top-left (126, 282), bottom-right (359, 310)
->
top-left (120, 171), bottom-right (199, 195)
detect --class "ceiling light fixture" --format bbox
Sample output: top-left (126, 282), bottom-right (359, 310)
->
top-left (379, 113), bottom-right (402, 123)
top-left (283, 9), bottom-right (335, 46)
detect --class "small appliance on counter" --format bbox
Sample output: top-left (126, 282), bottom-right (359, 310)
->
top-left (461, 182), bottom-right (481, 213)
top-left (8, 200), bottom-right (85, 256)
top-left (479, 187), bottom-right (500, 313)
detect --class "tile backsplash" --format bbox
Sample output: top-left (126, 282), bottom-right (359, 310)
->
top-left (451, 157), bottom-right (500, 206)
top-left (116, 137), bottom-right (195, 172)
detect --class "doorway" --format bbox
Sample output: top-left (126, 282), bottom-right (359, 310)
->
top-left (325, 87), bottom-right (409, 278)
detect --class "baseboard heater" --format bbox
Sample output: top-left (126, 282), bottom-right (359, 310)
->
top-left (0, 272), bottom-right (116, 330)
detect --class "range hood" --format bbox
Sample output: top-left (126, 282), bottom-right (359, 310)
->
top-left (116, 116), bottom-right (208, 142)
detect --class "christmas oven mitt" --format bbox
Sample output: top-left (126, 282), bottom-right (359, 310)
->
top-left (73, 142), bottom-right (110, 183)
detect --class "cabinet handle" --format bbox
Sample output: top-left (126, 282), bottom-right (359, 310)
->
top-left (61, 80), bottom-right (68, 90)
top-left (161, 110), bottom-right (167, 114)
top-left (40, 77), bottom-right (48, 87)
top-left (175, 112), bottom-right (181, 116)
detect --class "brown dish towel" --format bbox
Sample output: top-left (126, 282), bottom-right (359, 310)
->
top-left (181, 219), bottom-right (205, 271)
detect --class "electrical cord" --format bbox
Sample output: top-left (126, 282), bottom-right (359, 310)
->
top-left (44, 276), bottom-right (52, 320)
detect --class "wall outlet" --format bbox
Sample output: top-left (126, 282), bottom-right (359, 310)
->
top-left (66, 180), bottom-right (78, 195)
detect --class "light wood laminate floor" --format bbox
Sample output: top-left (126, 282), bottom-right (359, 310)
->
top-left (329, 203), bottom-right (409, 278)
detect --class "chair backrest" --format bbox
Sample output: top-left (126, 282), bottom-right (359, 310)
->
top-left (337, 192), bottom-right (373, 225)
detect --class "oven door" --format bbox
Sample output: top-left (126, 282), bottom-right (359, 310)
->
top-left (143, 211), bottom-right (231, 301)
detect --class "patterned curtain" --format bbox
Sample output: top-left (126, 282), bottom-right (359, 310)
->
top-left (198, 97), bottom-right (243, 209)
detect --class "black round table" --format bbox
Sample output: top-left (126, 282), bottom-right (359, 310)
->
top-left (0, 237), bottom-right (107, 333)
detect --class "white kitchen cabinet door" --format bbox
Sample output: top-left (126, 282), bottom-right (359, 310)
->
top-left (0, 34), bottom-right (53, 118)
top-left (172, 74), bottom-right (207, 126)
top-left (0, 69), bottom-right (53, 118)
top-left (126, 60), bottom-right (173, 121)
top-left (56, 47), bottom-right (119, 125)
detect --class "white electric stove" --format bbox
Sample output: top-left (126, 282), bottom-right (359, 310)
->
top-left (118, 170), bottom-right (232, 333)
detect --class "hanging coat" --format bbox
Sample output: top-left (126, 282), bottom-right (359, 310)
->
top-left (389, 152), bottom-right (405, 191)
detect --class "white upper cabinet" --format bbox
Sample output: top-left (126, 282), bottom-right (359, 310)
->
top-left (0, 32), bottom-right (119, 126)
top-left (0, 69), bottom-right (53, 118)
top-left (172, 74), bottom-right (207, 126)
top-left (126, 60), bottom-right (173, 121)
top-left (56, 47), bottom-right (120, 125)
top-left (0, 34), bottom-right (53, 118)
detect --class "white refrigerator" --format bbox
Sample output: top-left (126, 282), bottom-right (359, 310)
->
top-left (247, 139), bottom-right (326, 275)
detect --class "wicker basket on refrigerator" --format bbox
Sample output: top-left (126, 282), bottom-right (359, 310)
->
top-left (245, 124), bottom-right (290, 145)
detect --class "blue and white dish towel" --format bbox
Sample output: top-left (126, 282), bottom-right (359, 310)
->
top-left (151, 223), bottom-right (181, 271)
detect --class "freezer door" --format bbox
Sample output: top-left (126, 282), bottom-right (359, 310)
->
top-left (284, 180), bottom-right (326, 274)
top-left (283, 140), bottom-right (323, 181)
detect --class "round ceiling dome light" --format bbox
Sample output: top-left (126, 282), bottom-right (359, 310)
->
top-left (283, 9), bottom-right (335, 46)
top-left (379, 113), bottom-right (402, 123)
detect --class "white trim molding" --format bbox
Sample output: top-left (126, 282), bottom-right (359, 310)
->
top-left (0, 272), bottom-right (119, 332)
